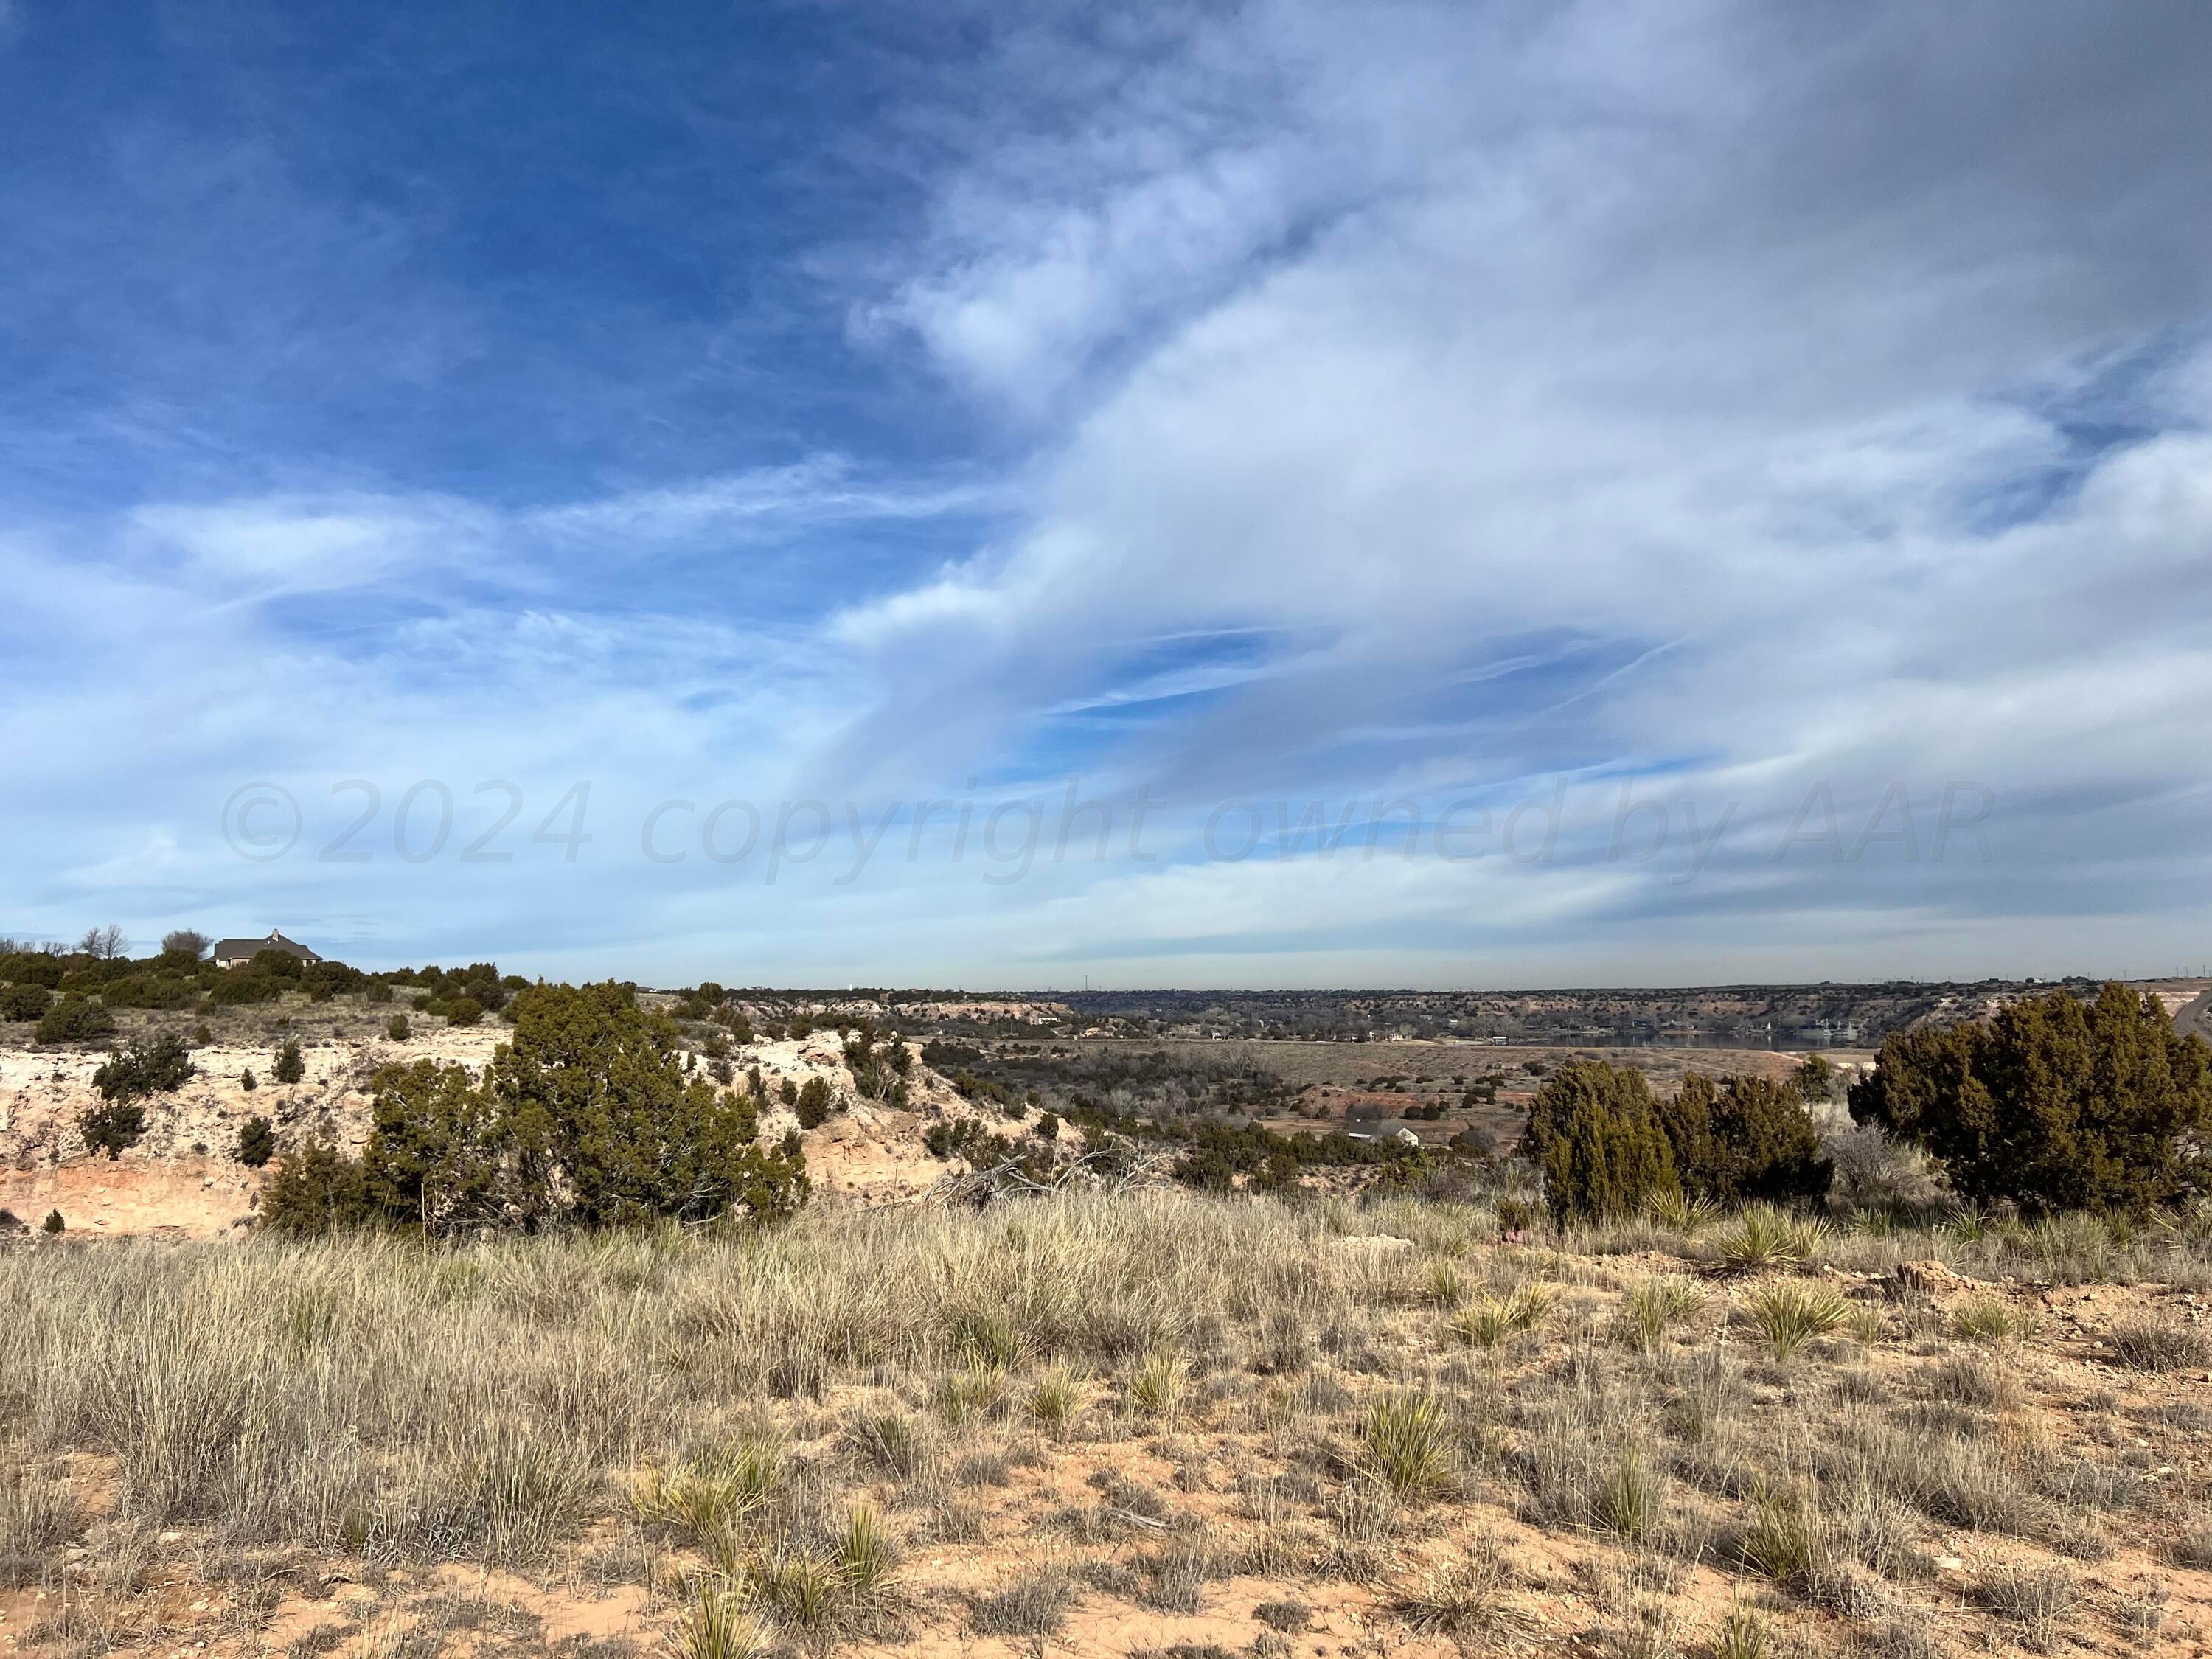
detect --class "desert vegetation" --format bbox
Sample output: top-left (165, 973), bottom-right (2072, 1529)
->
top-left (4, 970), bottom-right (2210, 1656)
top-left (7, 1182), bottom-right (2212, 1658)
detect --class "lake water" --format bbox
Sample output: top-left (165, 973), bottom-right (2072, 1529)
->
top-left (1518, 1029), bottom-right (1861, 1051)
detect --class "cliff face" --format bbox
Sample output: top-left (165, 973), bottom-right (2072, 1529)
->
top-left (0, 1025), bottom-right (989, 1239)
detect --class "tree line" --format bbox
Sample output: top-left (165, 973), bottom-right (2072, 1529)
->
top-left (1526, 983), bottom-right (2210, 1221)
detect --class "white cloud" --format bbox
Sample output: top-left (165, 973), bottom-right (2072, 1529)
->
top-left (9, 0), bottom-right (2212, 984)
top-left (129, 493), bottom-right (496, 601)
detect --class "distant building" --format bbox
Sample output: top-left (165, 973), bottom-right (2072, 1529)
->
top-left (1344, 1123), bottom-right (1423, 1147)
top-left (211, 929), bottom-right (324, 970)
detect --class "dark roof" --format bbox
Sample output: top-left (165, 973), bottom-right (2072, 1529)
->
top-left (212, 930), bottom-right (323, 963)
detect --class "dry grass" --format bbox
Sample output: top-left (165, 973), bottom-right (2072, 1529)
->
top-left (1973, 1562), bottom-right (2080, 1651)
top-left (2107, 1314), bottom-right (2211, 1371)
top-left (1388, 1531), bottom-right (1518, 1646)
top-left (3, 1184), bottom-right (2206, 1659)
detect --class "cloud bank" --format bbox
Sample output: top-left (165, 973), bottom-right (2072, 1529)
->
top-left (1, 0), bottom-right (2208, 985)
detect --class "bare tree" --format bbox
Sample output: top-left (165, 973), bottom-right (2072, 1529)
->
top-left (161, 928), bottom-right (212, 961)
top-left (77, 925), bottom-right (128, 960)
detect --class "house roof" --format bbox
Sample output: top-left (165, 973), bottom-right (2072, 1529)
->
top-left (212, 929), bottom-right (323, 963)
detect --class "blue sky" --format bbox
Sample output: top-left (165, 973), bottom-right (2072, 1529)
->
top-left (4, 0), bottom-right (2211, 987)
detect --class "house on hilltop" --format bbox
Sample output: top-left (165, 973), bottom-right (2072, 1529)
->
top-left (212, 929), bottom-right (324, 970)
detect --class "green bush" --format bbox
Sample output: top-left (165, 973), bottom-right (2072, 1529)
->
top-left (444, 996), bottom-right (484, 1027)
top-left (0, 981), bottom-right (53, 1021)
top-left (796, 1076), bottom-right (834, 1129)
top-left (78, 1097), bottom-right (146, 1160)
top-left (366, 979), bottom-right (394, 1004)
top-left (273, 1037), bottom-right (305, 1085)
top-left (1660, 1072), bottom-right (1832, 1205)
top-left (241, 1068), bottom-right (257, 1092)
top-left (1849, 982), bottom-right (2212, 1213)
top-left (1523, 1060), bottom-right (1680, 1222)
top-left (0, 952), bottom-right (66, 990)
top-left (387, 1014), bottom-right (411, 1041)
top-left (1790, 1054), bottom-right (1837, 1103)
top-left (236, 1115), bottom-right (276, 1167)
top-left (286, 981), bottom-right (811, 1237)
top-left (206, 972), bottom-right (282, 1007)
top-left (99, 972), bottom-right (195, 1010)
top-left (260, 1137), bottom-right (374, 1236)
top-left (42, 1210), bottom-right (63, 1235)
top-left (91, 1032), bottom-right (196, 1102)
top-left (35, 995), bottom-right (115, 1043)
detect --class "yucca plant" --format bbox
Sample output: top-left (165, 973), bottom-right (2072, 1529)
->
top-left (1741, 1281), bottom-right (1851, 1360)
top-left (847, 1412), bottom-right (926, 1480)
top-left (1362, 1390), bottom-right (1453, 1497)
top-left (1450, 1298), bottom-right (1515, 1350)
top-left (633, 1433), bottom-right (782, 1543)
top-left (1425, 1260), bottom-right (1467, 1308)
top-left (1643, 1188), bottom-right (1722, 1233)
top-left (1025, 1365), bottom-right (1082, 1433)
top-left (835, 1504), bottom-right (895, 1591)
top-left (1714, 1206), bottom-right (1825, 1272)
top-left (676, 1581), bottom-right (771, 1659)
top-left (1737, 1486), bottom-right (1816, 1584)
top-left (1450, 1283), bottom-right (1554, 1349)
top-left (935, 1362), bottom-right (1006, 1426)
top-left (1942, 1203), bottom-right (1994, 1242)
top-left (1952, 1294), bottom-right (2033, 1343)
top-left (1711, 1601), bottom-right (1771, 1659)
top-left (745, 1547), bottom-right (846, 1632)
top-left (1623, 1275), bottom-right (1706, 1349)
top-left (1844, 1304), bottom-right (1888, 1346)
top-left (1127, 1346), bottom-right (1189, 1416)
top-left (947, 1309), bottom-right (1024, 1370)
top-left (1594, 1445), bottom-right (1661, 1540)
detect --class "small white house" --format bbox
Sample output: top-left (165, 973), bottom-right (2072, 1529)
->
top-left (1344, 1124), bottom-right (1423, 1147)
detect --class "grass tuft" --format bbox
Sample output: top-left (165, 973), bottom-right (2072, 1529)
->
top-left (1388, 1533), bottom-right (1517, 1646)
top-left (1711, 1602), bottom-right (1770, 1659)
top-left (1951, 1294), bottom-right (2034, 1343)
top-left (1974, 1562), bottom-right (2079, 1652)
top-left (971, 1566), bottom-right (1076, 1637)
top-left (1447, 1284), bottom-right (1553, 1349)
top-left (2107, 1315), bottom-right (2210, 1372)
